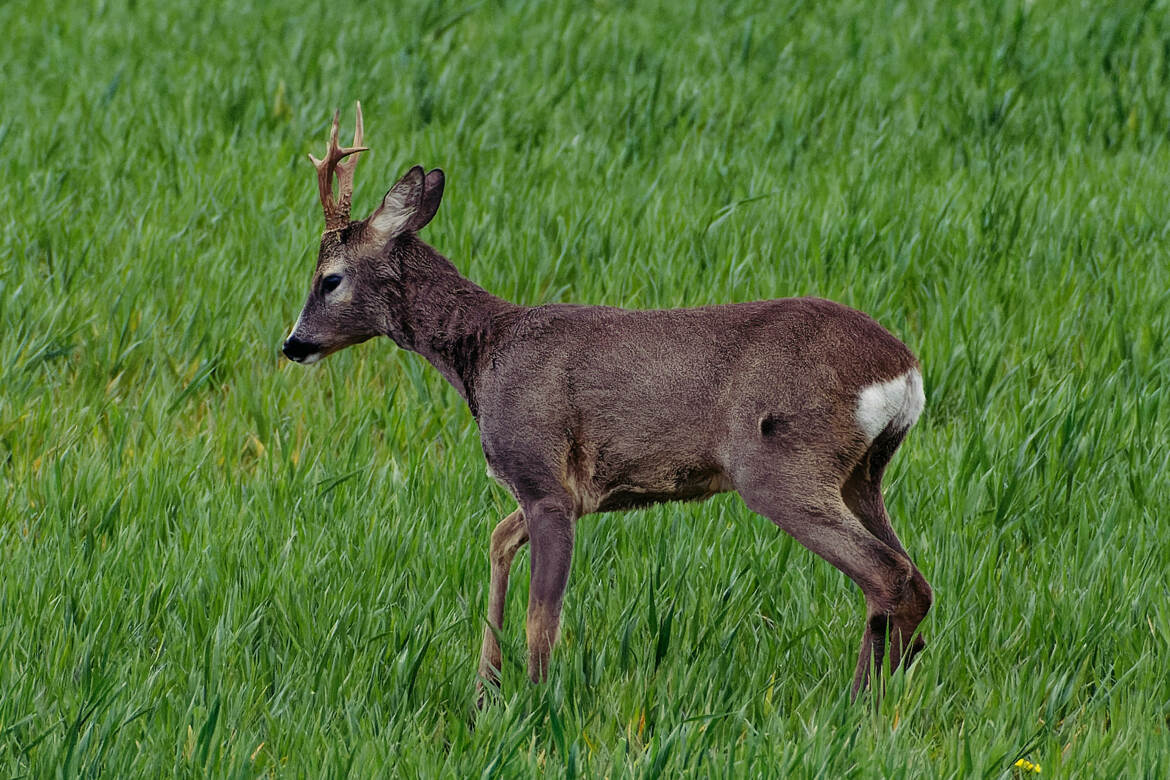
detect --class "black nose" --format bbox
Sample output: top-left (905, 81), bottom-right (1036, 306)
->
top-left (282, 335), bottom-right (318, 362)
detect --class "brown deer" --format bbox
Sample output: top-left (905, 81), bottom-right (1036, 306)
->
top-left (283, 104), bottom-right (932, 702)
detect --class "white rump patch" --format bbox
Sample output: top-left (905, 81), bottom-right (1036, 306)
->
top-left (855, 368), bottom-right (925, 442)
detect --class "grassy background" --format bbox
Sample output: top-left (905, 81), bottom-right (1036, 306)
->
top-left (3, 0), bottom-right (1169, 775)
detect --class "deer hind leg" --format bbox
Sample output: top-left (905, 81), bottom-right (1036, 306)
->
top-left (477, 508), bottom-right (529, 702)
top-left (733, 460), bottom-right (930, 699)
top-left (841, 428), bottom-right (932, 693)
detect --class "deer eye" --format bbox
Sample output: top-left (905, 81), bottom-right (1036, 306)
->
top-left (321, 274), bottom-right (343, 295)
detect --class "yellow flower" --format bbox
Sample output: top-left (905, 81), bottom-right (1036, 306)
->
top-left (1014, 758), bottom-right (1041, 773)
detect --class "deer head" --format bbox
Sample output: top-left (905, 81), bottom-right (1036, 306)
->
top-left (283, 102), bottom-right (445, 364)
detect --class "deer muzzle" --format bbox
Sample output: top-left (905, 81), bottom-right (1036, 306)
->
top-left (282, 334), bottom-right (321, 364)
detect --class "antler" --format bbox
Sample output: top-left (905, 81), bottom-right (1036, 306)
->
top-left (309, 102), bottom-right (368, 231)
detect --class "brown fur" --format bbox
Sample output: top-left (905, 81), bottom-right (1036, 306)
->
top-left (284, 161), bottom-right (932, 702)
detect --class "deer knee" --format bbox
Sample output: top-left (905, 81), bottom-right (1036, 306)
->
top-left (526, 598), bottom-right (561, 682)
top-left (521, 497), bottom-right (576, 625)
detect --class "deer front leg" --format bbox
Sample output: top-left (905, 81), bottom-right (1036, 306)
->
top-left (477, 508), bottom-right (528, 701)
top-left (523, 497), bottom-right (576, 682)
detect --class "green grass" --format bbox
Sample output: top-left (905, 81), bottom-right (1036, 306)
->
top-left (3, 0), bottom-right (1170, 775)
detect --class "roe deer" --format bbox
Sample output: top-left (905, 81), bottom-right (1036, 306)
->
top-left (283, 104), bottom-right (932, 702)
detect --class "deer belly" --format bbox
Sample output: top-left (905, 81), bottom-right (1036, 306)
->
top-left (595, 466), bottom-right (731, 513)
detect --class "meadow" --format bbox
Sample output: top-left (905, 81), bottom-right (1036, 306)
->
top-left (3, 0), bottom-right (1170, 775)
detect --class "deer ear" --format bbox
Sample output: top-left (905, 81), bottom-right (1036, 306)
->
top-left (405, 169), bottom-right (444, 233)
top-left (368, 165), bottom-right (426, 242)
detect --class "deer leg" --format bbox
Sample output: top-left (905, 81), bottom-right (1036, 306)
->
top-left (841, 425), bottom-right (914, 558)
top-left (842, 470), bottom-right (910, 557)
top-left (735, 471), bottom-right (930, 699)
top-left (841, 466), bottom-right (932, 691)
top-left (522, 497), bottom-right (576, 683)
top-left (476, 508), bottom-right (528, 700)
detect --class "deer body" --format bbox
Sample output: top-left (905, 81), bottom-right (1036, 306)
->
top-left (475, 298), bottom-right (915, 513)
top-left (285, 105), bottom-right (932, 702)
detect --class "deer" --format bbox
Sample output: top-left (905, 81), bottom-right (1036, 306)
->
top-left (283, 103), bottom-right (933, 703)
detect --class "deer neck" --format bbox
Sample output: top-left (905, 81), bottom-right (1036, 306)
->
top-left (384, 235), bottom-right (518, 411)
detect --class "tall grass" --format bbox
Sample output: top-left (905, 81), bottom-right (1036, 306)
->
top-left (2, 0), bottom-right (1169, 775)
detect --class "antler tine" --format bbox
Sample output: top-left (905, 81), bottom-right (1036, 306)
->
top-left (344, 102), bottom-right (364, 170)
top-left (332, 102), bottom-right (365, 224)
top-left (308, 102), bottom-right (369, 231)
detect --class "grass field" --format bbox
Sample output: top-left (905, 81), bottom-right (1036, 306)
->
top-left (3, 0), bottom-right (1170, 775)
